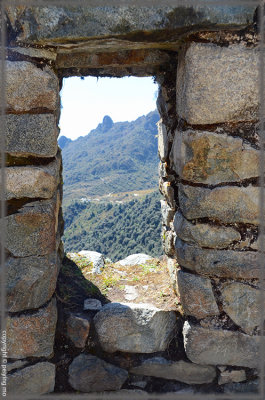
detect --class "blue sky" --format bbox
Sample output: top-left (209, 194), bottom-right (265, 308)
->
top-left (59, 76), bottom-right (158, 140)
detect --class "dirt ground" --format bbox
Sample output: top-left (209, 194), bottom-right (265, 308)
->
top-left (64, 253), bottom-right (178, 311)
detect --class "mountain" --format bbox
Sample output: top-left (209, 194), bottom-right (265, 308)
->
top-left (60, 110), bottom-right (160, 203)
top-left (60, 110), bottom-right (163, 258)
top-left (58, 135), bottom-right (72, 149)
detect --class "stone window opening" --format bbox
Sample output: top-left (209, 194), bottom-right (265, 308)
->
top-left (4, 4), bottom-right (263, 395)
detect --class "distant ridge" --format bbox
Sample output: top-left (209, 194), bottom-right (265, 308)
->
top-left (58, 135), bottom-right (72, 149)
top-left (60, 110), bottom-right (160, 203)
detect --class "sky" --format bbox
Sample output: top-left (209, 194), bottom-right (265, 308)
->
top-left (59, 76), bottom-right (158, 140)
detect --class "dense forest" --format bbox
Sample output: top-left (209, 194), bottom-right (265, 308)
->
top-left (63, 191), bottom-right (163, 261)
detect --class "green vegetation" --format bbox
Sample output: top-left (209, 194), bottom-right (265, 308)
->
top-left (63, 190), bottom-right (163, 261)
top-left (60, 110), bottom-right (163, 260)
top-left (60, 110), bottom-right (160, 203)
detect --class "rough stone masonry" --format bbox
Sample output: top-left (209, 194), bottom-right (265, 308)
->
top-left (2, 3), bottom-right (263, 395)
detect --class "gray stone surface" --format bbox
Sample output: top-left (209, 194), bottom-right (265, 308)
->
top-left (218, 369), bottom-right (246, 385)
top-left (8, 46), bottom-right (57, 60)
top-left (179, 184), bottom-right (261, 225)
top-left (130, 357), bottom-right (216, 385)
top-left (6, 253), bottom-right (59, 312)
top-left (173, 211), bottom-right (240, 249)
top-left (221, 282), bottom-right (262, 335)
top-left (161, 200), bottom-right (175, 227)
top-left (162, 227), bottom-right (176, 257)
top-left (176, 239), bottom-right (259, 279)
top-left (167, 257), bottom-right (177, 292)
top-left (171, 130), bottom-right (259, 184)
top-left (94, 302), bottom-right (177, 353)
top-left (68, 354), bottom-right (128, 392)
top-left (78, 250), bottom-right (104, 274)
top-left (183, 321), bottom-right (259, 368)
top-left (84, 298), bottom-right (102, 311)
top-left (157, 119), bottom-right (168, 162)
top-left (5, 155), bottom-right (60, 200)
top-left (159, 180), bottom-right (175, 209)
top-left (6, 61), bottom-right (59, 112)
top-left (7, 360), bottom-right (28, 373)
top-left (66, 313), bottom-right (90, 348)
top-left (177, 42), bottom-right (259, 124)
top-left (223, 379), bottom-right (259, 393)
top-left (176, 270), bottom-right (219, 319)
top-left (117, 253), bottom-right (152, 266)
top-left (6, 197), bottom-right (59, 257)
top-left (6, 114), bottom-right (58, 158)
top-left (6, 6), bottom-right (255, 45)
top-left (7, 362), bottom-right (55, 395)
top-left (6, 298), bottom-right (57, 359)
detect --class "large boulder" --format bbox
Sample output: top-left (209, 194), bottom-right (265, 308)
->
top-left (94, 302), bottom-right (176, 353)
top-left (68, 354), bottom-right (128, 392)
top-left (130, 357), bottom-right (216, 385)
top-left (117, 254), bottom-right (152, 266)
top-left (79, 250), bottom-right (104, 274)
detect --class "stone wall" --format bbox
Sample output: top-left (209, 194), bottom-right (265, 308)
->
top-left (158, 29), bottom-right (261, 393)
top-left (2, 4), bottom-right (262, 396)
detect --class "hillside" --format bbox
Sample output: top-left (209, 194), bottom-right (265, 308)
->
top-left (60, 110), bottom-right (160, 204)
top-left (63, 191), bottom-right (163, 261)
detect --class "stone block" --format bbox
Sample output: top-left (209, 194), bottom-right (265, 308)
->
top-left (94, 302), bottom-right (177, 353)
top-left (68, 354), bottom-right (128, 392)
top-left (6, 196), bottom-right (59, 257)
top-left (176, 239), bottom-right (259, 279)
top-left (218, 369), bottom-right (246, 385)
top-left (6, 114), bottom-right (58, 158)
top-left (183, 321), bottom-right (259, 368)
top-left (167, 257), bottom-right (177, 292)
top-left (173, 211), bottom-right (241, 249)
top-left (157, 119), bottom-right (169, 162)
top-left (162, 227), bottom-right (176, 257)
top-left (176, 270), bottom-right (219, 319)
top-left (66, 313), bottom-right (91, 348)
top-left (161, 200), bottom-right (175, 227)
top-left (6, 6), bottom-right (255, 45)
top-left (177, 42), bottom-right (259, 124)
top-left (6, 253), bottom-right (59, 312)
top-left (8, 47), bottom-right (57, 60)
top-left (6, 298), bottom-right (57, 358)
top-left (7, 362), bottom-right (55, 394)
top-left (179, 184), bottom-right (260, 225)
top-left (6, 61), bottom-right (59, 112)
top-left (130, 357), bottom-right (216, 385)
top-left (221, 282), bottom-right (263, 335)
top-left (171, 130), bottom-right (259, 184)
top-left (4, 154), bottom-right (61, 200)
top-left (159, 179), bottom-right (175, 209)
